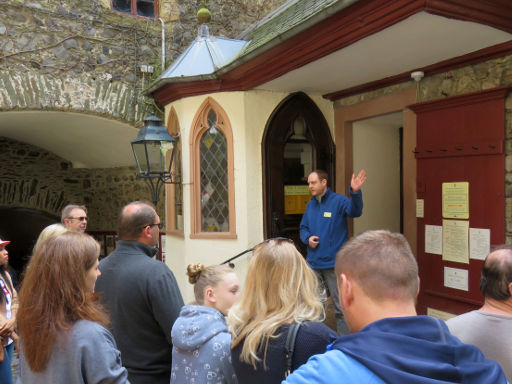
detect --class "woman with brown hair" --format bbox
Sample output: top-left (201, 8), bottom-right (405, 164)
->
top-left (0, 237), bottom-right (17, 384)
top-left (227, 238), bottom-right (337, 383)
top-left (16, 231), bottom-right (129, 384)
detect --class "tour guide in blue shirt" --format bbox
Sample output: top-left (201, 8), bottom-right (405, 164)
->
top-left (300, 169), bottom-right (366, 335)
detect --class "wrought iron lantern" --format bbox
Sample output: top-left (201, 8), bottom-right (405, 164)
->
top-left (131, 114), bottom-right (180, 205)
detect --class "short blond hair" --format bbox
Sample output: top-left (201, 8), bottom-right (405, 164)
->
top-left (33, 224), bottom-right (68, 256)
top-left (336, 230), bottom-right (418, 301)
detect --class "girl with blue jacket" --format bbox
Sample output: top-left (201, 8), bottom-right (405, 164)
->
top-left (171, 264), bottom-right (240, 384)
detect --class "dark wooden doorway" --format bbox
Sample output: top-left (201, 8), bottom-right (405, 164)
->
top-left (262, 93), bottom-right (335, 254)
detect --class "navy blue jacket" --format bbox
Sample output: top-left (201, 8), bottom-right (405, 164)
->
top-left (331, 316), bottom-right (507, 383)
top-left (299, 187), bottom-right (363, 269)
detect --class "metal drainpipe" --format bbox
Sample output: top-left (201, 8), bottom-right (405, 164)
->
top-left (159, 18), bottom-right (165, 71)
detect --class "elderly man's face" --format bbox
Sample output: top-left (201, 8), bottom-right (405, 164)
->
top-left (64, 208), bottom-right (88, 232)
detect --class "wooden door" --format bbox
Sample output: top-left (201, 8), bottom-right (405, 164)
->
top-left (410, 87), bottom-right (509, 316)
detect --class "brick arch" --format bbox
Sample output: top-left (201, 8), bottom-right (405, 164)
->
top-left (0, 70), bottom-right (147, 123)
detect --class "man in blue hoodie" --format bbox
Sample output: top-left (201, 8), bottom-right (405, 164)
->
top-left (300, 169), bottom-right (365, 335)
top-left (284, 230), bottom-right (508, 384)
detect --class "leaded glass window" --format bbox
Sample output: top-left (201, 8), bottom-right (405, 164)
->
top-left (173, 141), bottom-right (183, 231)
top-left (199, 110), bottom-right (229, 232)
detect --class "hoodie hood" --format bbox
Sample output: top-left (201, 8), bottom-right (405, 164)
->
top-left (330, 316), bottom-right (506, 384)
top-left (171, 305), bottom-right (228, 352)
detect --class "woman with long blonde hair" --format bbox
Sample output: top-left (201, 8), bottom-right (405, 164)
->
top-left (227, 238), bottom-right (336, 383)
top-left (17, 231), bottom-right (129, 383)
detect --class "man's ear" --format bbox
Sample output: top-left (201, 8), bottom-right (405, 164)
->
top-left (339, 273), bottom-right (353, 308)
top-left (508, 282), bottom-right (512, 298)
top-left (321, 178), bottom-right (327, 187)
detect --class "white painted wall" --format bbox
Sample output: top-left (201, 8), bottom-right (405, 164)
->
top-left (352, 115), bottom-right (401, 235)
top-left (164, 91), bottom-right (334, 303)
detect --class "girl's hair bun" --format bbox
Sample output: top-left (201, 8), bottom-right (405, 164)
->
top-left (186, 263), bottom-right (205, 284)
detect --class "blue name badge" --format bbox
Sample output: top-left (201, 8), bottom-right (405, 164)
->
top-left (324, 212), bottom-right (332, 218)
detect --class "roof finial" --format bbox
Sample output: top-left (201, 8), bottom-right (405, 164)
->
top-left (197, 1), bottom-right (211, 25)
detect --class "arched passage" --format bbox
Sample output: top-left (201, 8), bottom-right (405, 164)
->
top-left (0, 207), bottom-right (59, 283)
top-left (262, 92), bottom-right (334, 253)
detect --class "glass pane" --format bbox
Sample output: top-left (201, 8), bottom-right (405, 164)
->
top-left (173, 142), bottom-right (183, 231)
top-left (200, 127), bottom-right (229, 232)
top-left (146, 141), bottom-right (165, 174)
top-left (132, 142), bottom-right (148, 173)
top-left (283, 141), bottom-right (312, 216)
top-left (137, 0), bottom-right (155, 17)
top-left (113, 0), bottom-right (131, 13)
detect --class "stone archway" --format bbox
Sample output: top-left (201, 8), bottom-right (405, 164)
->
top-left (0, 207), bottom-right (59, 284)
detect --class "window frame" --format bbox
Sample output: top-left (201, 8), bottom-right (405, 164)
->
top-left (190, 97), bottom-right (236, 239)
top-left (111, 0), bottom-right (159, 19)
top-left (165, 107), bottom-right (184, 237)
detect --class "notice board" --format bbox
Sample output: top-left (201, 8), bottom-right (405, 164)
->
top-left (410, 87), bottom-right (508, 316)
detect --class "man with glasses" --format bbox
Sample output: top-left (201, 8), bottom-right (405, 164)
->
top-left (61, 204), bottom-right (88, 232)
top-left (95, 201), bottom-right (184, 384)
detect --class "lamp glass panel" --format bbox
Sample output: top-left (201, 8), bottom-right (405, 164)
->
top-left (132, 142), bottom-right (149, 174)
top-left (146, 141), bottom-right (165, 173)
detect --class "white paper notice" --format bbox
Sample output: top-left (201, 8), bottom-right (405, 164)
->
top-left (444, 267), bottom-right (468, 291)
top-left (442, 220), bottom-right (469, 264)
top-left (469, 228), bottom-right (490, 261)
top-left (425, 225), bottom-right (442, 255)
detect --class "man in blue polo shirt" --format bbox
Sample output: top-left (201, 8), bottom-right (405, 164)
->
top-left (300, 169), bottom-right (366, 335)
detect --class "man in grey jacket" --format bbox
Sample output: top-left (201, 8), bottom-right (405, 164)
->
top-left (95, 201), bottom-right (184, 384)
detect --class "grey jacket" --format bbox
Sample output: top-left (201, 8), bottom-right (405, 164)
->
top-left (95, 240), bottom-right (184, 384)
top-left (171, 305), bottom-right (237, 384)
top-left (17, 320), bottom-right (129, 384)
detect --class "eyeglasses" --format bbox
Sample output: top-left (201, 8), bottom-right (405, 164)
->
top-left (145, 223), bottom-right (164, 230)
top-left (68, 216), bottom-right (87, 222)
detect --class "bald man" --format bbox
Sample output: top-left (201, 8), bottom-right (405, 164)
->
top-left (447, 246), bottom-right (512, 381)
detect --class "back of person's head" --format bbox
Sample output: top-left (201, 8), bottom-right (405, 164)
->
top-left (311, 169), bottom-right (328, 181)
top-left (17, 231), bottom-right (108, 372)
top-left (187, 263), bottom-right (234, 304)
top-left (480, 246), bottom-right (512, 301)
top-left (336, 230), bottom-right (418, 302)
top-left (33, 223), bottom-right (68, 255)
top-left (61, 204), bottom-right (87, 223)
top-left (227, 238), bottom-right (323, 368)
top-left (117, 201), bottom-right (156, 240)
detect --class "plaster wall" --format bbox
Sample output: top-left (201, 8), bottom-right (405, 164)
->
top-left (352, 119), bottom-right (401, 234)
top-left (164, 90), bottom-right (334, 302)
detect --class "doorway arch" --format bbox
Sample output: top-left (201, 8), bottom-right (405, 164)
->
top-left (262, 93), bottom-right (334, 253)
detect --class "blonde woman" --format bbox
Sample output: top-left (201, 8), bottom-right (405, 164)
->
top-left (227, 238), bottom-right (336, 384)
top-left (171, 264), bottom-right (240, 383)
top-left (32, 223), bottom-right (68, 255)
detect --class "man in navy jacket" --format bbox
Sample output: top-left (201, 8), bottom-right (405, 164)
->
top-left (284, 230), bottom-right (507, 384)
top-left (300, 169), bottom-right (366, 334)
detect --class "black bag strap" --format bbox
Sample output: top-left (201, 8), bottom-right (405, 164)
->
top-left (284, 321), bottom-right (302, 377)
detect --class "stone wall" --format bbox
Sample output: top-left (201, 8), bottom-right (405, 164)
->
top-left (0, 0), bottom-right (286, 120)
top-left (0, 0), bottom-right (285, 229)
top-left (0, 136), bottom-right (164, 231)
top-left (335, 55), bottom-right (512, 243)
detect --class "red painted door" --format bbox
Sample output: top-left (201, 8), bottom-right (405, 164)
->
top-left (410, 87), bottom-right (509, 316)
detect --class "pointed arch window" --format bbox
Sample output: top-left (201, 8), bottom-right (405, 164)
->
top-left (165, 107), bottom-right (183, 236)
top-left (190, 98), bottom-right (236, 238)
